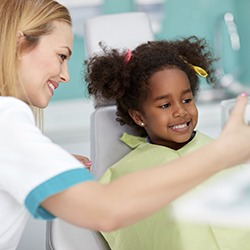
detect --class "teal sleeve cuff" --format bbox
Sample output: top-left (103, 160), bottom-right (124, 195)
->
top-left (25, 168), bottom-right (94, 220)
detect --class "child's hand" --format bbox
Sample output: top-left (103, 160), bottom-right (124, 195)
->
top-left (73, 154), bottom-right (92, 171)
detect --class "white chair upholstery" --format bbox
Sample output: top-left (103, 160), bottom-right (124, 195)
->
top-left (46, 219), bottom-right (110, 250)
top-left (90, 105), bottom-right (140, 179)
top-left (46, 12), bottom-right (154, 250)
top-left (84, 12), bottom-right (154, 57)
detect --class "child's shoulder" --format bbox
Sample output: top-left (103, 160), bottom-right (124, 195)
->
top-left (120, 132), bottom-right (147, 149)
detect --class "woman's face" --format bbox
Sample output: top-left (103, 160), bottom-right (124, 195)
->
top-left (18, 21), bottom-right (73, 108)
top-left (131, 68), bottom-right (198, 150)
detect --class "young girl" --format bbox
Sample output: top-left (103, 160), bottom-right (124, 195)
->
top-left (85, 37), bottom-right (250, 250)
top-left (1, 1), bottom-right (250, 249)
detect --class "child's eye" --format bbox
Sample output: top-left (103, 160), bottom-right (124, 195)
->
top-left (183, 98), bottom-right (193, 104)
top-left (160, 103), bottom-right (170, 109)
top-left (59, 54), bottom-right (67, 61)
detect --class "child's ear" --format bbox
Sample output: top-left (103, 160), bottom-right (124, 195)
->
top-left (128, 109), bottom-right (145, 127)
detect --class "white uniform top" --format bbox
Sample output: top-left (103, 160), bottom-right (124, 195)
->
top-left (0, 97), bottom-right (94, 250)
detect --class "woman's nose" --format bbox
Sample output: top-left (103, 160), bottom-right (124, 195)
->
top-left (60, 63), bottom-right (70, 83)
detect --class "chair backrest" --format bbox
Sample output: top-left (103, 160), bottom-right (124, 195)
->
top-left (90, 105), bottom-right (140, 179)
top-left (46, 219), bottom-right (110, 250)
top-left (84, 12), bottom-right (154, 57)
top-left (46, 12), bottom-right (154, 250)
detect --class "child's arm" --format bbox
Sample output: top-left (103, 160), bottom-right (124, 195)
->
top-left (73, 154), bottom-right (92, 170)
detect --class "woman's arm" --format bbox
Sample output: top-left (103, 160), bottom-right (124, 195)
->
top-left (42, 94), bottom-right (250, 231)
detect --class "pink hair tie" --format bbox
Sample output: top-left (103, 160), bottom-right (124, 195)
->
top-left (124, 49), bottom-right (132, 63)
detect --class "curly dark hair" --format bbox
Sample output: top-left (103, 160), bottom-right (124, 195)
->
top-left (85, 36), bottom-right (217, 136)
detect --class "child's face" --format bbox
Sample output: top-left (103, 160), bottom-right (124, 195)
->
top-left (138, 68), bottom-right (198, 150)
top-left (18, 21), bottom-right (73, 108)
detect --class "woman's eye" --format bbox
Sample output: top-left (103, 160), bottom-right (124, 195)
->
top-left (59, 54), bottom-right (67, 61)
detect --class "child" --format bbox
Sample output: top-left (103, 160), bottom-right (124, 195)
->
top-left (85, 37), bottom-right (250, 250)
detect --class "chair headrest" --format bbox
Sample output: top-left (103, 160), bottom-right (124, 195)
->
top-left (84, 12), bottom-right (154, 58)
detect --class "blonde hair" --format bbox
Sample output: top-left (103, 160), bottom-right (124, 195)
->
top-left (0, 0), bottom-right (71, 126)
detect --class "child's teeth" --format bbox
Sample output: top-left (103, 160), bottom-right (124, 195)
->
top-left (173, 123), bottom-right (187, 129)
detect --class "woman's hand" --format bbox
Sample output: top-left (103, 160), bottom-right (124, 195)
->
top-left (218, 93), bottom-right (250, 165)
top-left (73, 154), bottom-right (92, 171)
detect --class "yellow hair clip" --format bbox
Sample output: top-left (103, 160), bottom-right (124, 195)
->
top-left (188, 63), bottom-right (208, 78)
top-left (180, 56), bottom-right (208, 78)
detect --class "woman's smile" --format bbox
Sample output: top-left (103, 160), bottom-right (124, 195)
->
top-left (48, 80), bottom-right (59, 95)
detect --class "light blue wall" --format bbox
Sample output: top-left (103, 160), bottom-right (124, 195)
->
top-left (52, 0), bottom-right (250, 101)
top-left (235, 0), bottom-right (250, 84)
top-left (162, 0), bottom-right (237, 73)
top-left (161, 0), bottom-right (249, 87)
top-left (103, 0), bottom-right (134, 13)
top-left (159, 0), bottom-right (242, 90)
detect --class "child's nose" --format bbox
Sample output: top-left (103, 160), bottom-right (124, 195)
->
top-left (173, 103), bottom-right (188, 117)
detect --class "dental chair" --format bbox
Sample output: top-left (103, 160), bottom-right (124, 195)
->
top-left (46, 12), bottom-right (154, 250)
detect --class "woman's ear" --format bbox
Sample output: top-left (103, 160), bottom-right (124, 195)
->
top-left (128, 109), bottom-right (146, 127)
top-left (17, 31), bottom-right (25, 58)
top-left (17, 31), bottom-right (25, 44)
